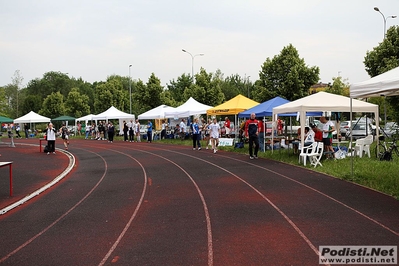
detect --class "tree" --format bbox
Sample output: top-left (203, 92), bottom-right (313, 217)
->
top-left (364, 25), bottom-right (399, 123)
top-left (166, 74), bottom-right (192, 104)
top-left (325, 76), bottom-right (349, 96)
top-left (253, 44), bottom-right (320, 103)
top-left (65, 88), bottom-right (91, 117)
top-left (40, 91), bottom-right (66, 118)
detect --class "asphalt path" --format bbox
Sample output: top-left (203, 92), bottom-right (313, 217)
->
top-left (0, 138), bottom-right (398, 266)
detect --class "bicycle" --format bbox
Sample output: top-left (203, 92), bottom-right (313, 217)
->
top-left (374, 128), bottom-right (399, 160)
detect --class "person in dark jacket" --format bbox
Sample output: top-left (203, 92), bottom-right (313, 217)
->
top-left (245, 113), bottom-right (260, 159)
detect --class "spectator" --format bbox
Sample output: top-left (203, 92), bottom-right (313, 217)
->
top-left (245, 113), bottom-right (259, 159)
top-left (311, 124), bottom-right (323, 142)
top-left (258, 118), bottom-right (265, 152)
top-left (320, 116), bottom-right (335, 157)
top-left (161, 120), bottom-right (168, 140)
top-left (179, 119), bottom-right (186, 140)
top-left (147, 120), bottom-right (153, 143)
top-left (44, 123), bottom-right (57, 154)
top-left (209, 118), bottom-right (221, 153)
top-left (224, 117), bottom-right (231, 138)
top-left (277, 117), bottom-right (283, 135)
top-left (192, 118), bottom-right (201, 150)
top-left (123, 121), bottom-right (128, 141)
top-left (127, 119), bottom-right (134, 142)
top-left (304, 126), bottom-right (315, 147)
top-left (107, 122), bottom-right (115, 143)
top-left (24, 123), bottom-right (29, 139)
top-left (134, 119), bottom-right (141, 142)
top-left (15, 124), bottom-right (22, 138)
top-left (77, 122), bottom-right (82, 136)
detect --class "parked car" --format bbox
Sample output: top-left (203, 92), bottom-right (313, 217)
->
top-left (383, 122), bottom-right (399, 138)
top-left (346, 123), bottom-right (373, 140)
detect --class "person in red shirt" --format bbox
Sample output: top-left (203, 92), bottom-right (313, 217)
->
top-left (224, 117), bottom-right (231, 138)
top-left (245, 113), bottom-right (260, 159)
top-left (311, 124), bottom-right (323, 142)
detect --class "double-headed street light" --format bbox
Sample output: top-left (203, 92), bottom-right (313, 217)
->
top-left (129, 64), bottom-right (132, 114)
top-left (374, 7), bottom-right (397, 39)
top-left (182, 49), bottom-right (204, 79)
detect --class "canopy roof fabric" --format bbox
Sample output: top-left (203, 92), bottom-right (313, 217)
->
top-left (272, 91), bottom-right (379, 152)
top-left (14, 111), bottom-right (51, 124)
top-left (138, 105), bottom-right (177, 120)
top-left (75, 114), bottom-right (95, 122)
top-left (0, 115), bottom-right (13, 123)
top-left (273, 92), bottom-right (379, 114)
top-left (350, 66), bottom-right (399, 98)
top-left (52, 115), bottom-right (76, 121)
top-left (164, 97), bottom-right (212, 118)
top-left (92, 106), bottom-right (134, 120)
top-left (207, 94), bottom-right (259, 116)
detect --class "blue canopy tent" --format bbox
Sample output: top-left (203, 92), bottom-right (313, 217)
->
top-left (238, 96), bottom-right (321, 118)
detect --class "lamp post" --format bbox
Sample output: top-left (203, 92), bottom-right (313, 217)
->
top-left (129, 64), bottom-right (132, 114)
top-left (374, 7), bottom-right (397, 39)
top-left (182, 49), bottom-right (204, 79)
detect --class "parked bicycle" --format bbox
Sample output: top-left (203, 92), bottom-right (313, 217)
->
top-left (374, 127), bottom-right (399, 160)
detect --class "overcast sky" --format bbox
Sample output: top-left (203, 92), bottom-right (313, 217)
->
top-left (1, 0), bottom-right (399, 88)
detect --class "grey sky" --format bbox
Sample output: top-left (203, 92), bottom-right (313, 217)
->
top-left (1, 0), bottom-right (398, 88)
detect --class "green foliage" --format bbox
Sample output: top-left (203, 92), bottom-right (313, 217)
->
top-left (65, 88), bottom-right (90, 117)
top-left (40, 91), bottom-right (66, 118)
top-left (254, 44), bottom-right (320, 102)
top-left (167, 74), bottom-right (192, 103)
top-left (325, 76), bottom-right (350, 96)
top-left (364, 25), bottom-right (399, 124)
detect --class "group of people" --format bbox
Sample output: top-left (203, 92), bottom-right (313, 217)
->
top-left (122, 119), bottom-right (145, 143)
top-left (43, 123), bottom-right (70, 154)
top-left (298, 116), bottom-right (336, 158)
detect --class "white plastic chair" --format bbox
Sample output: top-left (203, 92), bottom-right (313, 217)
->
top-left (299, 142), bottom-right (317, 166)
top-left (308, 142), bottom-right (324, 168)
top-left (354, 135), bottom-right (373, 158)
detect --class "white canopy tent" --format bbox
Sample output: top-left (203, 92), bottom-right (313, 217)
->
top-left (14, 111), bottom-right (51, 124)
top-left (272, 92), bottom-right (379, 150)
top-left (138, 105), bottom-right (177, 120)
top-left (75, 114), bottom-right (95, 122)
top-left (164, 97), bottom-right (212, 118)
top-left (350, 66), bottom-right (399, 98)
top-left (92, 106), bottom-right (135, 135)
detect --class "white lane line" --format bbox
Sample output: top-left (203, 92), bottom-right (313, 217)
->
top-left (220, 154), bottom-right (399, 237)
top-left (0, 148), bottom-right (75, 215)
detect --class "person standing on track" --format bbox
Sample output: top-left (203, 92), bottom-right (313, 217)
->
top-left (245, 113), bottom-right (260, 159)
top-left (135, 119), bottom-right (141, 142)
top-left (127, 119), bottom-right (134, 142)
top-left (107, 122), bottom-right (115, 143)
top-left (192, 118), bottom-right (201, 150)
top-left (147, 120), bottom-right (153, 143)
top-left (209, 117), bottom-right (221, 153)
top-left (44, 123), bottom-right (57, 154)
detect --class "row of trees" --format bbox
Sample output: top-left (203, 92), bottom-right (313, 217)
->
top-left (2, 33), bottom-right (399, 123)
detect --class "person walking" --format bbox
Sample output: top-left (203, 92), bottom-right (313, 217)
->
top-left (209, 118), bottom-right (221, 153)
top-left (44, 123), bottom-right (57, 154)
top-left (59, 123), bottom-right (70, 150)
top-left (24, 123), bottom-right (29, 139)
top-left (123, 121), bottom-right (129, 141)
top-left (245, 113), bottom-right (260, 159)
top-left (192, 118), bottom-right (201, 150)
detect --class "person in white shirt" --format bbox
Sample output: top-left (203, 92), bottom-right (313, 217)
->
top-left (209, 118), bottom-right (221, 153)
top-left (45, 123), bottom-right (57, 154)
top-left (320, 116), bottom-right (335, 157)
top-left (304, 126), bottom-right (315, 146)
top-left (134, 119), bottom-right (141, 142)
top-left (179, 119), bottom-right (186, 140)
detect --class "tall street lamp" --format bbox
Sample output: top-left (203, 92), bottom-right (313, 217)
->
top-left (374, 7), bottom-right (397, 39)
top-left (129, 64), bottom-right (132, 114)
top-left (182, 49), bottom-right (204, 79)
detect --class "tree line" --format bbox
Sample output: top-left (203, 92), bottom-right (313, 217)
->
top-left (2, 37), bottom-right (399, 123)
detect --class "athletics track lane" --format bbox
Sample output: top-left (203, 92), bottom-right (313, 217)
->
top-left (0, 139), bottom-right (397, 265)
